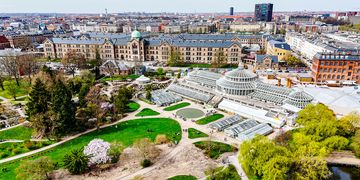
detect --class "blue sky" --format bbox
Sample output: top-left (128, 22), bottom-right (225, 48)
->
top-left (1, 0), bottom-right (360, 13)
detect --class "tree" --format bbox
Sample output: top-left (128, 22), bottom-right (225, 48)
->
top-left (212, 49), bottom-right (226, 68)
top-left (30, 111), bottom-right (57, 139)
top-left (0, 55), bottom-right (21, 86)
top-left (51, 79), bottom-right (76, 134)
top-left (78, 83), bottom-right (90, 107)
top-left (177, 72), bottom-right (181, 79)
top-left (114, 87), bottom-right (133, 115)
top-left (19, 54), bottom-right (39, 85)
top-left (62, 50), bottom-right (86, 77)
top-left (239, 135), bottom-right (291, 177)
top-left (338, 111), bottom-right (360, 136)
top-left (0, 72), bottom-right (6, 91)
top-left (83, 139), bottom-right (111, 165)
top-left (167, 49), bottom-right (181, 67)
top-left (16, 156), bottom-right (55, 180)
top-left (27, 78), bottom-right (50, 118)
top-left (92, 48), bottom-right (102, 79)
top-left (16, 37), bottom-right (34, 51)
top-left (262, 156), bottom-right (292, 180)
top-left (85, 86), bottom-right (107, 130)
top-left (63, 148), bottom-right (89, 174)
top-left (155, 134), bottom-right (168, 144)
top-left (145, 90), bottom-right (152, 100)
top-left (108, 141), bottom-right (125, 163)
top-left (291, 157), bottom-right (330, 180)
top-left (4, 80), bottom-right (17, 100)
top-left (156, 68), bottom-right (165, 75)
top-left (297, 104), bottom-right (338, 141)
top-left (133, 138), bottom-right (160, 160)
top-left (322, 136), bottom-right (349, 150)
top-left (286, 55), bottom-right (303, 67)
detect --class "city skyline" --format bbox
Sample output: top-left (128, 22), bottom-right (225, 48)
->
top-left (1, 0), bottom-right (360, 14)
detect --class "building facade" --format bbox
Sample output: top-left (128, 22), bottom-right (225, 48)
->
top-left (44, 31), bottom-right (256, 64)
top-left (255, 3), bottom-right (273, 22)
top-left (312, 52), bottom-right (360, 83)
top-left (266, 40), bottom-right (291, 61)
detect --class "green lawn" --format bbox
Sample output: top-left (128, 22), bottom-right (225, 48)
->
top-left (196, 114), bottom-right (224, 125)
top-left (135, 108), bottom-right (160, 117)
top-left (164, 102), bottom-right (191, 111)
top-left (0, 118), bottom-right (181, 179)
top-left (0, 125), bottom-right (33, 141)
top-left (207, 164), bottom-right (241, 180)
top-left (193, 141), bottom-right (236, 159)
top-left (126, 101), bottom-right (140, 112)
top-left (188, 128), bottom-right (208, 139)
top-left (100, 74), bottom-right (140, 82)
top-left (168, 175), bottom-right (197, 180)
top-left (0, 80), bottom-right (31, 99)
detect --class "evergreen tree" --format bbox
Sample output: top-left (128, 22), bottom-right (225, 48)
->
top-left (26, 78), bottom-right (50, 119)
top-left (114, 87), bottom-right (133, 115)
top-left (51, 79), bottom-right (76, 134)
top-left (78, 83), bottom-right (90, 107)
top-left (146, 90), bottom-right (152, 100)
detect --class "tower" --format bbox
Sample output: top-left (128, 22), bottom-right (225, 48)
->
top-left (230, 7), bottom-right (234, 16)
top-left (254, 3), bottom-right (273, 22)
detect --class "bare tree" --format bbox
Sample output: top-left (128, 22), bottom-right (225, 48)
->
top-left (0, 55), bottom-right (21, 86)
top-left (0, 71), bottom-right (6, 91)
top-left (19, 54), bottom-right (39, 84)
top-left (62, 50), bottom-right (86, 77)
top-left (16, 37), bottom-right (34, 51)
top-left (133, 138), bottom-right (160, 160)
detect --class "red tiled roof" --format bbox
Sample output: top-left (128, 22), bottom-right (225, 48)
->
top-left (0, 36), bottom-right (9, 43)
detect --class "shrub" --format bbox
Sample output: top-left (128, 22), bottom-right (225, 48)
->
top-left (322, 136), bottom-right (349, 150)
top-left (12, 148), bottom-right (21, 155)
top-left (155, 134), bottom-right (169, 145)
top-left (83, 139), bottom-right (111, 165)
top-left (63, 148), bottom-right (89, 174)
top-left (108, 141), bottom-right (125, 163)
top-left (23, 140), bottom-right (34, 150)
top-left (16, 156), bottom-right (55, 180)
top-left (141, 159), bottom-right (152, 168)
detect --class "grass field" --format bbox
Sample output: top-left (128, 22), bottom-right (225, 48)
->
top-left (195, 114), bottom-right (224, 125)
top-left (0, 118), bottom-right (182, 179)
top-left (193, 141), bottom-right (236, 159)
top-left (126, 101), bottom-right (140, 112)
top-left (0, 125), bottom-right (33, 141)
top-left (0, 80), bottom-right (31, 99)
top-left (0, 141), bottom-right (54, 160)
top-left (100, 74), bottom-right (140, 82)
top-left (167, 175), bottom-right (197, 180)
top-left (135, 108), bottom-right (160, 117)
top-left (188, 128), bottom-right (208, 139)
top-left (164, 102), bottom-right (191, 111)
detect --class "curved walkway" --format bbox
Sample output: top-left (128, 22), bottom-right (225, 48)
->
top-left (0, 102), bottom-right (143, 164)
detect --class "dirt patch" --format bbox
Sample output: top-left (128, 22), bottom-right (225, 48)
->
top-left (142, 144), bottom-right (220, 179)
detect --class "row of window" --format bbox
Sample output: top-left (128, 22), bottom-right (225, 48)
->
top-left (318, 68), bottom-right (360, 73)
top-left (318, 74), bottom-right (359, 80)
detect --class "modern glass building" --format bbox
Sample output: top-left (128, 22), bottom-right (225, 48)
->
top-left (255, 3), bottom-right (273, 22)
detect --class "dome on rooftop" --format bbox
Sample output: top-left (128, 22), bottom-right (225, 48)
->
top-left (131, 30), bottom-right (141, 39)
top-left (215, 62), bottom-right (258, 96)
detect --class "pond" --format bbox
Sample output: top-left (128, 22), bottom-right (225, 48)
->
top-left (329, 165), bottom-right (360, 180)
